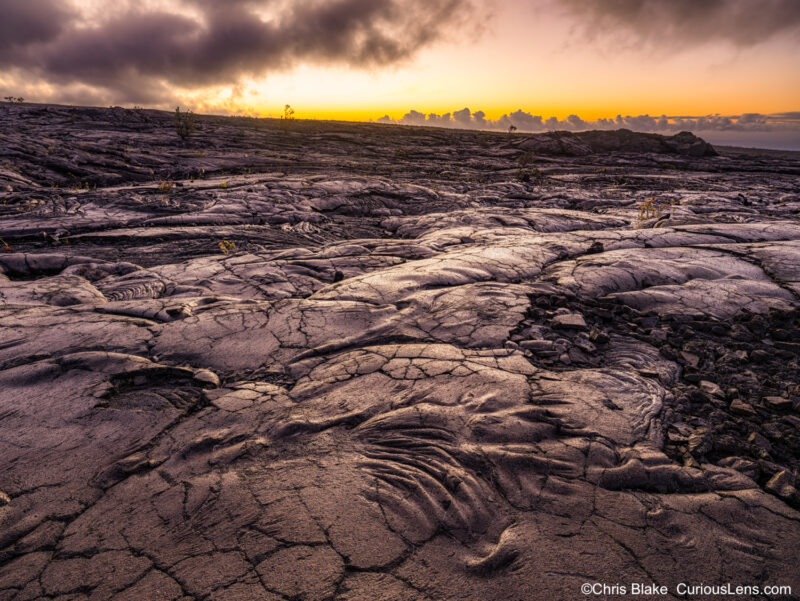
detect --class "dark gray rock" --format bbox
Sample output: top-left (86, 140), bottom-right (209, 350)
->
top-left (551, 312), bottom-right (588, 330)
top-left (764, 395), bottom-right (793, 410)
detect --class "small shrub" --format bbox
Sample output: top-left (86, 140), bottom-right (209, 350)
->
top-left (158, 180), bottom-right (173, 194)
top-left (218, 240), bottom-right (236, 254)
top-left (0, 237), bottom-right (12, 252)
top-left (516, 152), bottom-right (543, 183)
top-left (279, 104), bottom-right (295, 131)
top-left (637, 195), bottom-right (676, 222)
top-left (175, 107), bottom-right (196, 140)
top-left (517, 151), bottom-right (536, 167)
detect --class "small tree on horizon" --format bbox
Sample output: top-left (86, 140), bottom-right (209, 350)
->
top-left (279, 104), bottom-right (295, 130)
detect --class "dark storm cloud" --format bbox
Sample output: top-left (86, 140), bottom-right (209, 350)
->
top-left (0, 0), bottom-right (73, 51)
top-left (0, 0), bottom-right (482, 102)
top-left (557, 0), bottom-right (800, 46)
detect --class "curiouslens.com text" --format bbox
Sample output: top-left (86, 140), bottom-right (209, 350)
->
top-left (580, 582), bottom-right (792, 596)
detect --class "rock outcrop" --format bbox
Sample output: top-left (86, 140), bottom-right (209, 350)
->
top-left (518, 129), bottom-right (717, 157)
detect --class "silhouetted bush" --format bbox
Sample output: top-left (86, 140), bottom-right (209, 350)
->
top-left (175, 107), bottom-right (196, 140)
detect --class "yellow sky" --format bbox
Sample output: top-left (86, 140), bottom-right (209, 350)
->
top-left (184, 1), bottom-right (799, 121)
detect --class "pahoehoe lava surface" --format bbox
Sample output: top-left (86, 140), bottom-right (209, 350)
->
top-left (2, 103), bottom-right (800, 600)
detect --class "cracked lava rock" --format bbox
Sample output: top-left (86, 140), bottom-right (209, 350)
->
top-left (1, 103), bottom-right (800, 600)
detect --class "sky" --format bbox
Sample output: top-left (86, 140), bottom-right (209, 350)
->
top-left (1, 0), bottom-right (799, 148)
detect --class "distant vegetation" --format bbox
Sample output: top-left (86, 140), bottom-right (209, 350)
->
top-left (637, 195), bottom-right (676, 222)
top-left (3, 96), bottom-right (24, 104)
top-left (279, 104), bottom-right (295, 131)
top-left (174, 107), bottom-right (196, 140)
top-left (217, 240), bottom-right (236, 254)
top-left (516, 151), bottom-right (544, 183)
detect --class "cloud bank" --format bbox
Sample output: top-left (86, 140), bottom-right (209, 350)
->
top-left (377, 108), bottom-right (800, 150)
top-left (379, 108), bottom-right (799, 134)
top-left (376, 108), bottom-right (800, 149)
top-left (0, 0), bottom-right (483, 104)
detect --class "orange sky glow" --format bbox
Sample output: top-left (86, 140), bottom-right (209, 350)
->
top-left (2, 0), bottom-right (798, 143)
top-left (182, 1), bottom-right (799, 121)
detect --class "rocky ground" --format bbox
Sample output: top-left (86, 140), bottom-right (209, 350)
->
top-left (1, 102), bottom-right (800, 601)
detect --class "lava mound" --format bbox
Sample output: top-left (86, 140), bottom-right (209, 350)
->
top-left (518, 128), bottom-right (717, 157)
